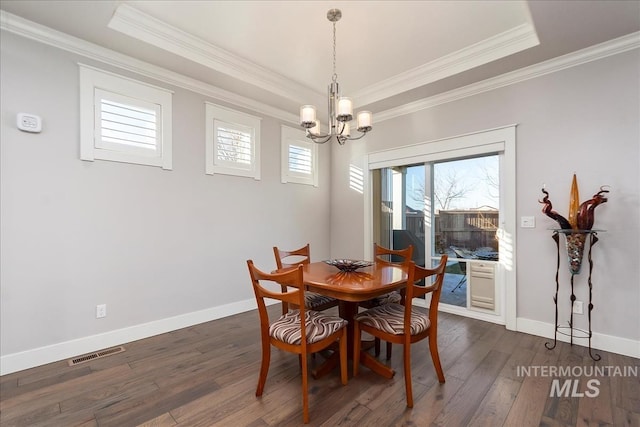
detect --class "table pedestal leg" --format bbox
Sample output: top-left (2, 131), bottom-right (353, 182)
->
top-left (359, 352), bottom-right (395, 378)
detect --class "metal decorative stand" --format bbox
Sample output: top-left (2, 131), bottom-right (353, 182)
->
top-left (545, 229), bottom-right (602, 361)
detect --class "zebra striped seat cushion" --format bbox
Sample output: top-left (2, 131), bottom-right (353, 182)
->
top-left (305, 292), bottom-right (337, 310)
top-left (371, 290), bottom-right (402, 306)
top-left (269, 310), bottom-right (348, 345)
top-left (355, 303), bottom-right (431, 335)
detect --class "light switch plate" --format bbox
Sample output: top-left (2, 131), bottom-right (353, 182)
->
top-left (521, 216), bottom-right (535, 228)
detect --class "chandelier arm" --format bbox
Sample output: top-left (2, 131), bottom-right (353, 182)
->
top-left (306, 128), bottom-right (370, 145)
top-left (306, 133), bottom-right (333, 144)
top-left (343, 131), bottom-right (370, 142)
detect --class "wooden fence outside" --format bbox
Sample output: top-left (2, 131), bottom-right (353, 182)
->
top-left (406, 209), bottom-right (499, 254)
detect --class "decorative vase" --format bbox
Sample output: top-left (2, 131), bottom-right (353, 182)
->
top-left (565, 232), bottom-right (587, 275)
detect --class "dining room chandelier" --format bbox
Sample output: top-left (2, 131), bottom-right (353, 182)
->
top-left (299, 8), bottom-right (373, 145)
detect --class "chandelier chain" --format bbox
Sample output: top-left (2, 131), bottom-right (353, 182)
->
top-left (332, 21), bottom-right (337, 82)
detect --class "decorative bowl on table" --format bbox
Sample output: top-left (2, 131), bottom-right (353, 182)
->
top-left (324, 259), bottom-right (373, 272)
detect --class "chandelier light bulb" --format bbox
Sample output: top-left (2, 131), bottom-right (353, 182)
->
top-left (357, 111), bottom-right (372, 132)
top-left (300, 105), bottom-right (317, 128)
top-left (337, 98), bottom-right (353, 121)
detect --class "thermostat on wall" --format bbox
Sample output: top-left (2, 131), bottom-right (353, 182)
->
top-left (17, 113), bottom-right (42, 133)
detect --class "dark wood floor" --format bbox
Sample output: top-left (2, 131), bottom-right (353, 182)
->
top-left (1, 305), bottom-right (638, 427)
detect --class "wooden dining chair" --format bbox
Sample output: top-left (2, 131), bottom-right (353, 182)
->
top-left (247, 260), bottom-right (348, 424)
top-left (360, 243), bottom-right (414, 358)
top-left (273, 244), bottom-right (339, 315)
top-left (353, 255), bottom-right (448, 408)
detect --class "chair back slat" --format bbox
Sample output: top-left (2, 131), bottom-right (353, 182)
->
top-left (254, 284), bottom-right (301, 306)
top-left (272, 244), bottom-right (311, 314)
top-left (273, 244), bottom-right (311, 269)
top-left (374, 243), bottom-right (413, 266)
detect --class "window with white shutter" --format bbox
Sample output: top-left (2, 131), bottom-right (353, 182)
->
top-left (281, 125), bottom-right (318, 187)
top-left (206, 103), bottom-right (261, 179)
top-left (79, 64), bottom-right (173, 169)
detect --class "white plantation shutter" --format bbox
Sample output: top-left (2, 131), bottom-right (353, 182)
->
top-left (205, 103), bottom-right (261, 179)
top-left (288, 144), bottom-right (312, 175)
top-left (95, 90), bottom-right (160, 156)
top-left (214, 122), bottom-right (253, 166)
top-left (281, 125), bottom-right (318, 187)
top-left (79, 65), bottom-right (172, 169)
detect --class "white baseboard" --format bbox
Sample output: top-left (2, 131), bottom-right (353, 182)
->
top-left (4, 304), bottom-right (636, 376)
top-left (413, 300), bottom-right (638, 359)
top-left (516, 317), bottom-right (640, 359)
top-left (0, 298), bottom-right (265, 375)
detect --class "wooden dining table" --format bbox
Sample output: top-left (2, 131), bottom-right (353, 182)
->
top-left (300, 260), bottom-right (409, 379)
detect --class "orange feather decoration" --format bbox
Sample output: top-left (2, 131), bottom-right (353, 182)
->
top-left (568, 174), bottom-right (580, 229)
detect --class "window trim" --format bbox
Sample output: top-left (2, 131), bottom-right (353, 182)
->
top-left (205, 102), bottom-right (261, 180)
top-left (79, 64), bottom-right (173, 169)
top-left (280, 125), bottom-right (318, 187)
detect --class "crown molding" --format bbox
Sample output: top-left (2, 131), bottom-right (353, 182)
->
top-left (107, 4), bottom-right (321, 107)
top-left (376, 31), bottom-right (640, 123)
top-left (2, 10), bottom-right (638, 127)
top-left (353, 22), bottom-right (540, 107)
top-left (0, 10), bottom-right (299, 125)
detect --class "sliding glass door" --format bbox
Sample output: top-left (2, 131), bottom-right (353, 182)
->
top-left (373, 154), bottom-right (500, 311)
top-left (367, 125), bottom-right (516, 327)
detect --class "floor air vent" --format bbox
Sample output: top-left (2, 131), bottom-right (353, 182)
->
top-left (68, 346), bottom-right (126, 366)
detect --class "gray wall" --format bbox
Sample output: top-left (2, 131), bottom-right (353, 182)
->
top-left (330, 49), bottom-right (640, 345)
top-left (0, 32), bottom-right (331, 367)
top-left (2, 28), bottom-right (638, 373)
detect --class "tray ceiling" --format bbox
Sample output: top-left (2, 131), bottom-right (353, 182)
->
top-left (1, 1), bottom-right (638, 118)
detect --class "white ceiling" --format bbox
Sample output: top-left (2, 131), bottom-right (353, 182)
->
top-left (1, 1), bottom-right (639, 119)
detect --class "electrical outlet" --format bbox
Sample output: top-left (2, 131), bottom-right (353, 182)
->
top-left (96, 304), bottom-right (107, 318)
top-left (572, 300), bottom-right (583, 315)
